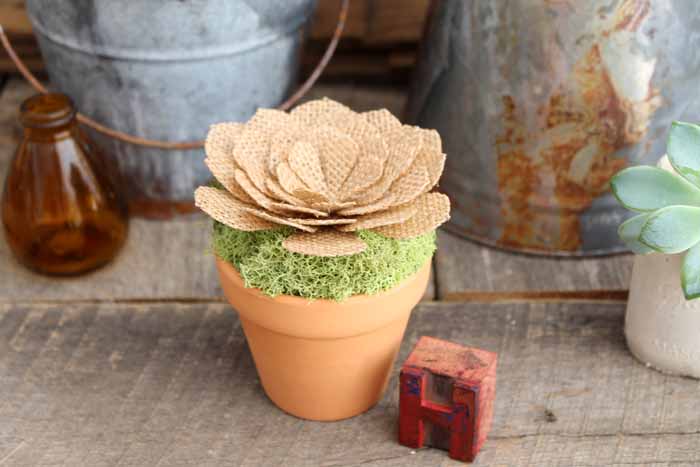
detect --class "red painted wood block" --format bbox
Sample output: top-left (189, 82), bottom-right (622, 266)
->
top-left (399, 336), bottom-right (498, 462)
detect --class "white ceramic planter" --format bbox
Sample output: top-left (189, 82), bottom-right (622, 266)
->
top-left (625, 156), bottom-right (700, 378)
top-left (626, 252), bottom-right (700, 377)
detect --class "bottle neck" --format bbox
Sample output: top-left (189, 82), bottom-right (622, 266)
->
top-left (19, 93), bottom-right (79, 141)
top-left (23, 121), bottom-right (77, 142)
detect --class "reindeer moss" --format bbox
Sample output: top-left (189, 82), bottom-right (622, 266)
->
top-left (212, 222), bottom-right (435, 301)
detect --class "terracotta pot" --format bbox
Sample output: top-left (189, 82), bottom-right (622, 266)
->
top-left (216, 257), bottom-right (431, 421)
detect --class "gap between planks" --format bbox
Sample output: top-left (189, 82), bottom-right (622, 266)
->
top-left (0, 291), bottom-right (629, 307)
top-left (0, 74), bottom-right (9, 94)
top-left (442, 289), bottom-right (629, 304)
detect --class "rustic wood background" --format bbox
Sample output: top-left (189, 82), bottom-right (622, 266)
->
top-left (1, 2), bottom-right (698, 466)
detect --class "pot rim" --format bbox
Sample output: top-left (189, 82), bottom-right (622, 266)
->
top-left (216, 255), bottom-right (431, 307)
top-left (215, 256), bottom-right (432, 339)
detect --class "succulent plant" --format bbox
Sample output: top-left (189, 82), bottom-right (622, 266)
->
top-left (612, 121), bottom-right (700, 299)
top-left (194, 98), bottom-right (450, 257)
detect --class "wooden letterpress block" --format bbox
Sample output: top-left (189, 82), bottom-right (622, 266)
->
top-left (399, 336), bottom-right (498, 462)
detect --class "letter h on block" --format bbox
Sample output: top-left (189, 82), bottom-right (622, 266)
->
top-left (399, 336), bottom-right (497, 463)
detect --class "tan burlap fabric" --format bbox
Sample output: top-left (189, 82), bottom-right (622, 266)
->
top-left (195, 98), bottom-right (450, 257)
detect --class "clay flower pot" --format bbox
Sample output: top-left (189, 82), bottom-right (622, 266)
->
top-left (216, 257), bottom-right (431, 421)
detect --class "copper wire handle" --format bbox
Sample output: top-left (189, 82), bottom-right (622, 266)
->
top-left (0, 0), bottom-right (349, 150)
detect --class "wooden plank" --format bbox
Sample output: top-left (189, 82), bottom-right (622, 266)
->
top-left (435, 230), bottom-right (634, 299)
top-left (0, 0), bottom-right (32, 38)
top-left (0, 78), bottom-right (435, 301)
top-left (309, 0), bottom-right (371, 41)
top-left (362, 0), bottom-right (430, 44)
top-left (1, 301), bottom-right (698, 466)
top-left (302, 48), bottom-right (416, 81)
top-left (310, 0), bottom-right (429, 45)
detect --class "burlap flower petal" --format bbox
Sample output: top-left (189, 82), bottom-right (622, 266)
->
top-left (205, 122), bottom-right (243, 159)
top-left (383, 125), bottom-right (422, 183)
top-left (361, 109), bottom-right (401, 133)
top-left (282, 230), bottom-right (367, 257)
top-left (373, 192), bottom-right (450, 239)
top-left (268, 124), bottom-right (301, 173)
top-left (266, 177), bottom-right (305, 206)
top-left (194, 187), bottom-right (275, 231)
top-left (204, 157), bottom-right (255, 204)
top-left (204, 123), bottom-right (252, 201)
top-left (242, 207), bottom-right (318, 233)
top-left (340, 113), bottom-right (381, 140)
top-left (276, 161), bottom-right (329, 204)
top-left (233, 127), bottom-right (272, 194)
top-left (288, 141), bottom-right (329, 196)
top-left (234, 169), bottom-right (278, 210)
top-left (414, 129), bottom-right (445, 189)
top-left (312, 200), bottom-right (356, 212)
top-left (338, 193), bottom-right (397, 216)
top-left (234, 169), bottom-right (325, 217)
top-left (312, 126), bottom-right (359, 195)
top-left (291, 98), bottom-right (354, 127)
top-left (247, 108), bottom-right (294, 134)
top-left (349, 174), bottom-right (392, 206)
top-left (386, 161), bottom-right (430, 206)
top-left (351, 126), bottom-right (422, 205)
top-left (266, 178), bottom-right (329, 218)
top-left (339, 150), bottom-right (385, 201)
top-left (292, 217), bottom-right (356, 226)
top-left (338, 203), bottom-right (417, 232)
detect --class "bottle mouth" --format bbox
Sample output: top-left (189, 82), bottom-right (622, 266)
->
top-left (20, 93), bottom-right (77, 129)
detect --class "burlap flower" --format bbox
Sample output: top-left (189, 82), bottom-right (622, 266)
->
top-left (195, 98), bottom-right (450, 257)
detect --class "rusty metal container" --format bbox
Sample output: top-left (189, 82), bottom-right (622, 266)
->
top-left (25, 0), bottom-right (315, 217)
top-left (407, 0), bottom-right (700, 255)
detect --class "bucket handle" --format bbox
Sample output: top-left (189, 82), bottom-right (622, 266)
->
top-left (0, 0), bottom-right (349, 150)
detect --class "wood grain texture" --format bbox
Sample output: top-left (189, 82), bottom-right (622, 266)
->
top-left (435, 230), bottom-right (634, 299)
top-left (310, 0), bottom-right (429, 44)
top-left (1, 301), bottom-right (698, 466)
top-left (0, 78), bottom-right (434, 301)
top-left (0, 1), bottom-right (32, 38)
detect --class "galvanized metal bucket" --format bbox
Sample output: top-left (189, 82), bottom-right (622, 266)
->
top-left (407, 0), bottom-right (700, 256)
top-left (25, 0), bottom-right (316, 216)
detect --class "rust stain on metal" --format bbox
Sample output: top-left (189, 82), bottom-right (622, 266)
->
top-left (611, 0), bottom-right (650, 33)
top-left (496, 0), bottom-right (661, 251)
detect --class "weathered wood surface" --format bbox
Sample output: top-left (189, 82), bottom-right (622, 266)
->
top-left (1, 300), bottom-right (698, 466)
top-left (0, 78), bottom-right (434, 301)
top-left (436, 231), bottom-right (634, 300)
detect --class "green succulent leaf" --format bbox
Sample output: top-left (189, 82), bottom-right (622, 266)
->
top-left (617, 214), bottom-right (654, 254)
top-left (639, 205), bottom-right (700, 254)
top-left (668, 121), bottom-right (700, 188)
top-left (611, 166), bottom-right (700, 211)
top-left (682, 243), bottom-right (700, 300)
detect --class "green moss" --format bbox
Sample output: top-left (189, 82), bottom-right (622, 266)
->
top-left (212, 222), bottom-right (436, 301)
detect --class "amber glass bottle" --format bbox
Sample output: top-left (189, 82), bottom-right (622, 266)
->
top-left (1, 93), bottom-right (128, 275)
